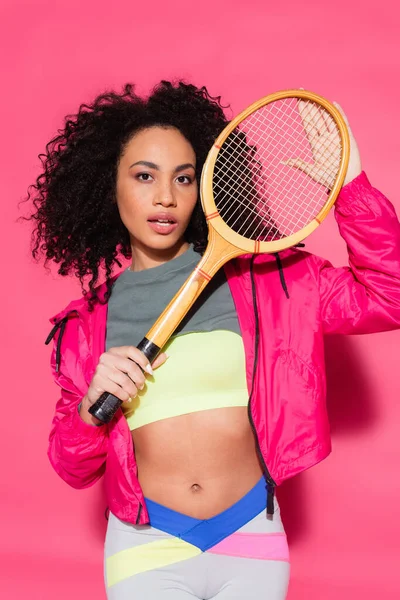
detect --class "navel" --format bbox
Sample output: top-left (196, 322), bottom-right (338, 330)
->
top-left (190, 483), bottom-right (202, 492)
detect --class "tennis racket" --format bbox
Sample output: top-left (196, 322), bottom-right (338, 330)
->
top-left (89, 89), bottom-right (350, 423)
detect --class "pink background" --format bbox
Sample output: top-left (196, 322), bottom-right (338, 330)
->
top-left (1, 0), bottom-right (400, 598)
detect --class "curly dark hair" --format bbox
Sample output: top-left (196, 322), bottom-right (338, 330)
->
top-left (26, 80), bottom-right (228, 307)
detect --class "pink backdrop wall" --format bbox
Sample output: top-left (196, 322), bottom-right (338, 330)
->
top-left (2, 0), bottom-right (399, 598)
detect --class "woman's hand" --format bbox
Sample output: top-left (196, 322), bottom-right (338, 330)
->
top-left (79, 346), bottom-right (168, 425)
top-left (334, 103), bottom-right (362, 186)
top-left (284, 98), bottom-right (362, 188)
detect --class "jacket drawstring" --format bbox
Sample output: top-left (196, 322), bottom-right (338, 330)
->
top-left (45, 315), bottom-right (70, 373)
top-left (274, 253), bottom-right (290, 299)
top-left (274, 243), bottom-right (305, 300)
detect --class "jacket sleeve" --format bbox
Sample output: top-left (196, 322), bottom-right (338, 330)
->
top-left (47, 315), bottom-right (108, 489)
top-left (314, 171), bottom-right (400, 335)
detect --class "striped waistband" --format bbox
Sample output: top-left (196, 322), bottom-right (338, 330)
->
top-left (144, 477), bottom-right (267, 552)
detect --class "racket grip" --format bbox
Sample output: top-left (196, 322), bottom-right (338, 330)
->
top-left (88, 392), bottom-right (122, 423)
top-left (88, 337), bottom-right (161, 424)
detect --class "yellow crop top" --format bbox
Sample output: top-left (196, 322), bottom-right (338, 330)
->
top-left (121, 330), bottom-right (249, 431)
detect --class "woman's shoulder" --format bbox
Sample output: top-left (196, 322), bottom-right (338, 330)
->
top-left (49, 273), bottom-right (122, 324)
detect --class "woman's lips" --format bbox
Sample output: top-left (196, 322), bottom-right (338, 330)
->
top-left (147, 215), bottom-right (178, 235)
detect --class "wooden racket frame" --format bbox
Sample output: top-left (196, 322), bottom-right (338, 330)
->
top-left (144, 90), bottom-right (350, 351)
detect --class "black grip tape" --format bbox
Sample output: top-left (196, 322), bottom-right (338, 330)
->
top-left (136, 337), bottom-right (161, 362)
top-left (88, 392), bottom-right (122, 423)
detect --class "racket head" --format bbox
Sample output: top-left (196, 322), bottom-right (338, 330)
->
top-left (200, 89), bottom-right (350, 254)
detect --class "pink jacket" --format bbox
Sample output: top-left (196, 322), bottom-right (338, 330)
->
top-left (47, 172), bottom-right (400, 523)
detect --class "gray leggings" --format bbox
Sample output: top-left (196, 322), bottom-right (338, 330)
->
top-left (104, 498), bottom-right (290, 599)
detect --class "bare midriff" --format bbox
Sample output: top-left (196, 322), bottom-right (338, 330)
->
top-left (132, 406), bottom-right (264, 519)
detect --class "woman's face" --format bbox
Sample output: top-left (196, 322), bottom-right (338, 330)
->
top-left (116, 126), bottom-right (198, 264)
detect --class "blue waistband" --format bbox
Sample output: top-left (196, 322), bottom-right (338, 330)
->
top-left (144, 476), bottom-right (267, 552)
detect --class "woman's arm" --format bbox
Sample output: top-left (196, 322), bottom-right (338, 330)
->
top-left (316, 171), bottom-right (400, 334)
top-left (46, 314), bottom-right (109, 489)
top-left (290, 101), bottom-right (400, 334)
top-left (46, 312), bottom-right (167, 488)
top-left (48, 386), bottom-right (109, 489)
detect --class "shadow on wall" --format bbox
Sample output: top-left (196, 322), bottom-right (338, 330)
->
top-left (278, 334), bottom-right (376, 545)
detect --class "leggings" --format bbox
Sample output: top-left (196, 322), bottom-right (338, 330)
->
top-left (104, 478), bottom-right (290, 599)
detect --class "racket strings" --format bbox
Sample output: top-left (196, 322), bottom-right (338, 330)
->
top-left (213, 131), bottom-right (280, 240)
top-left (246, 100), bottom-right (341, 192)
top-left (214, 136), bottom-right (293, 238)
top-left (212, 98), bottom-right (343, 241)
top-left (221, 107), bottom-right (339, 231)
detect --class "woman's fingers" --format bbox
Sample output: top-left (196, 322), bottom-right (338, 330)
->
top-left (152, 352), bottom-right (169, 370)
top-left (88, 366), bottom-right (138, 403)
top-left (298, 100), bottom-right (321, 139)
top-left (332, 101), bottom-right (362, 186)
top-left (88, 347), bottom-right (151, 405)
top-left (101, 352), bottom-right (146, 388)
top-left (282, 157), bottom-right (336, 189)
top-left (87, 345), bottom-right (169, 408)
top-left (333, 101), bottom-right (349, 125)
top-left (108, 345), bottom-right (168, 372)
top-left (282, 157), bottom-right (309, 170)
top-left (90, 373), bottom-right (134, 403)
top-left (109, 346), bottom-right (154, 375)
top-left (333, 101), bottom-right (357, 148)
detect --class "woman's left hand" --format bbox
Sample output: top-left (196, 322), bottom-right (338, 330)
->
top-left (284, 99), bottom-right (362, 188)
top-left (333, 102), bottom-right (362, 186)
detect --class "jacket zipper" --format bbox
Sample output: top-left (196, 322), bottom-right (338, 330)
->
top-left (248, 255), bottom-right (276, 516)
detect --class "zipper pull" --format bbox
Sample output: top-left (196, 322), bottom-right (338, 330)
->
top-left (136, 503), bottom-right (143, 524)
top-left (267, 482), bottom-right (275, 516)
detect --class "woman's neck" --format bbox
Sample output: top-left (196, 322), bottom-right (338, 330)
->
top-left (129, 240), bottom-right (190, 272)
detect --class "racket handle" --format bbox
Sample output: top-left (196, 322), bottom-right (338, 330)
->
top-left (88, 391), bottom-right (122, 423)
top-left (88, 337), bottom-right (161, 424)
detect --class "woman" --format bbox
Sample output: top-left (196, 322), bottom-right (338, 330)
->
top-left (29, 81), bottom-right (400, 599)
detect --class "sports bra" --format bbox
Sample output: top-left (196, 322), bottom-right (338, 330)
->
top-left (121, 330), bottom-right (249, 430)
top-left (106, 246), bottom-right (249, 430)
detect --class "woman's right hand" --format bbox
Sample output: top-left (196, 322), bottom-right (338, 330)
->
top-left (79, 346), bottom-right (168, 425)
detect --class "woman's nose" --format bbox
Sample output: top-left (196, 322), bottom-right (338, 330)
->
top-left (154, 184), bottom-right (177, 207)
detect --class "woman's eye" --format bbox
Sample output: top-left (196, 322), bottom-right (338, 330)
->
top-left (137, 173), bottom-right (153, 181)
top-left (176, 175), bottom-right (192, 184)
